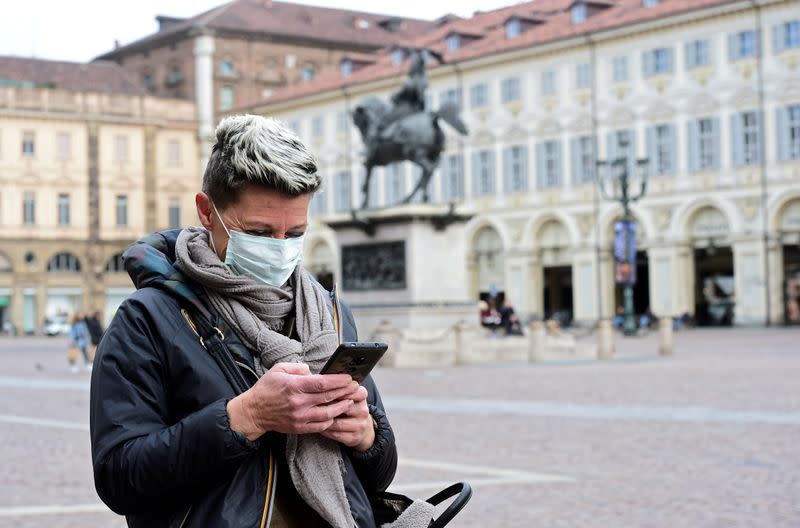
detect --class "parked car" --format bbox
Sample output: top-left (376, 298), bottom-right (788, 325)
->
top-left (43, 315), bottom-right (70, 336)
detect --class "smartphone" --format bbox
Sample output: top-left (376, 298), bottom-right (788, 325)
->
top-left (319, 342), bottom-right (388, 383)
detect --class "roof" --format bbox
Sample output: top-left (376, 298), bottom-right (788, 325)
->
top-left (250, 0), bottom-right (740, 108)
top-left (0, 55), bottom-right (145, 95)
top-left (95, 0), bottom-right (436, 60)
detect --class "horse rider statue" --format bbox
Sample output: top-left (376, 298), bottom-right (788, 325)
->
top-left (352, 47), bottom-right (468, 209)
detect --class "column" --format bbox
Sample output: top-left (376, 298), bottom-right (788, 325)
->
top-left (733, 238), bottom-right (767, 325)
top-left (647, 246), bottom-right (678, 317)
top-left (572, 247), bottom-right (598, 323)
top-left (194, 31), bottom-right (216, 175)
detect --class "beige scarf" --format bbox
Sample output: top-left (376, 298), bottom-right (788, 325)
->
top-left (175, 227), bottom-right (354, 528)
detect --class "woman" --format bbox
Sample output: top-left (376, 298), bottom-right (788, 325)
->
top-left (68, 311), bottom-right (92, 372)
top-left (90, 115), bottom-right (430, 527)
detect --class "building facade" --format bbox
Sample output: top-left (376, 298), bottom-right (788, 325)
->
top-left (247, 0), bottom-right (800, 327)
top-left (94, 0), bottom-right (434, 168)
top-left (0, 57), bottom-right (198, 334)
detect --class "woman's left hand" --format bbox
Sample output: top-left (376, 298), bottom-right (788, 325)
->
top-left (319, 385), bottom-right (375, 452)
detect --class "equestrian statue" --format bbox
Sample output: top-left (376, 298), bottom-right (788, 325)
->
top-left (352, 48), bottom-right (468, 209)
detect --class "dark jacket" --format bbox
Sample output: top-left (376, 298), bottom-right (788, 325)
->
top-left (89, 230), bottom-right (397, 527)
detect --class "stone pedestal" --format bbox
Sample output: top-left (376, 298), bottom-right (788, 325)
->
top-left (658, 316), bottom-right (673, 356)
top-left (327, 204), bottom-right (475, 366)
top-left (597, 319), bottom-right (615, 359)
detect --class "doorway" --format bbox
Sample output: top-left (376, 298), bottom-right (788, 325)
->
top-left (783, 245), bottom-right (800, 325)
top-left (693, 246), bottom-right (735, 326)
top-left (543, 265), bottom-right (573, 325)
top-left (614, 251), bottom-right (651, 316)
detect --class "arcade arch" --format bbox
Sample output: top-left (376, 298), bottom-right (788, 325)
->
top-left (687, 206), bottom-right (735, 326)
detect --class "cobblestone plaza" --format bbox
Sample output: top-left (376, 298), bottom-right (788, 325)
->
top-left (0, 328), bottom-right (798, 527)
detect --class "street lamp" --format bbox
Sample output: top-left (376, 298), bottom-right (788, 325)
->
top-left (596, 137), bottom-right (649, 336)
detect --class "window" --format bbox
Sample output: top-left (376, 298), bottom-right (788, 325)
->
top-left (56, 132), bottom-right (71, 161)
top-left (341, 59), bottom-right (352, 77)
top-left (22, 131), bottom-right (35, 158)
top-left (571, 2), bottom-right (587, 24)
top-left (647, 124), bottom-right (676, 176)
top-left (643, 47), bottom-right (673, 76)
top-left (336, 111), bottom-right (349, 133)
top-left (729, 30), bottom-right (758, 61)
top-left (312, 115), bottom-right (324, 137)
top-left (106, 253), bottom-right (125, 273)
top-left (167, 139), bottom-right (181, 166)
top-left (310, 191), bottom-right (328, 216)
top-left (774, 21), bottom-right (800, 53)
top-left (777, 104), bottom-right (800, 161)
top-left (643, 0), bottom-right (660, 6)
top-left (732, 111), bottom-right (761, 166)
top-left (285, 54), bottom-right (297, 69)
top-left (288, 120), bottom-right (301, 136)
top-left (219, 59), bottom-right (235, 76)
top-left (168, 198), bottom-right (181, 229)
top-left (114, 135), bottom-right (129, 162)
top-left (46, 253), bottom-right (81, 273)
top-left (143, 73), bottom-right (155, 93)
top-left (391, 47), bottom-right (405, 66)
top-left (166, 65), bottom-right (183, 85)
top-left (537, 141), bottom-right (562, 188)
top-left (607, 129), bottom-right (637, 175)
top-left (541, 70), bottom-right (556, 96)
top-left (446, 33), bottom-right (461, 52)
top-left (440, 88), bottom-right (462, 110)
top-left (470, 83), bottom-right (488, 108)
top-left (688, 117), bottom-right (719, 172)
top-left (571, 135), bottom-right (596, 184)
top-left (472, 150), bottom-right (495, 196)
top-left (57, 194), bottom-right (70, 226)
top-left (613, 56), bottom-right (628, 82)
top-left (384, 164), bottom-right (406, 206)
top-left (301, 66), bottom-right (315, 82)
top-left (335, 171), bottom-right (352, 212)
top-left (442, 155), bottom-right (464, 201)
top-left (23, 191), bottom-right (35, 225)
top-left (500, 77), bottom-right (520, 103)
top-left (220, 86), bottom-right (235, 111)
top-left (685, 39), bottom-right (710, 69)
top-left (576, 63), bottom-right (591, 89)
top-left (116, 195), bottom-right (128, 227)
top-left (506, 17), bottom-right (521, 39)
top-left (503, 145), bottom-right (528, 193)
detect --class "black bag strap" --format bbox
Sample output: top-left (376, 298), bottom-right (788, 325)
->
top-left (181, 302), bottom-right (251, 395)
top-left (427, 482), bottom-right (472, 528)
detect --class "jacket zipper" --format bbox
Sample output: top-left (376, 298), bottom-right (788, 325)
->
top-left (177, 504), bottom-right (193, 528)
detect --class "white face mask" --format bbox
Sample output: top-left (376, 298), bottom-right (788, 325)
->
top-left (212, 203), bottom-right (305, 287)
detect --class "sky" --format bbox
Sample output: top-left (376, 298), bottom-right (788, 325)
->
top-left (0, 0), bottom-right (509, 63)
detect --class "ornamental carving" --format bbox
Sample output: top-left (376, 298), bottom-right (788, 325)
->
top-left (736, 197), bottom-right (760, 222)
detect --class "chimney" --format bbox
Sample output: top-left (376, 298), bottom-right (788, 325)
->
top-left (114, 39), bottom-right (121, 50)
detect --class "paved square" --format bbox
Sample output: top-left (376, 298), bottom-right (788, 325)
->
top-left (0, 328), bottom-right (798, 527)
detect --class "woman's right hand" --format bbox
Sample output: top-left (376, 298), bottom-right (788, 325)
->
top-left (226, 362), bottom-right (359, 441)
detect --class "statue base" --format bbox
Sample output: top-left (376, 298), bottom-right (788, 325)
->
top-left (326, 204), bottom-right (476, 367)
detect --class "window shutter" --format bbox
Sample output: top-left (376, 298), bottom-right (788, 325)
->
top-left (518, 146), bottom-right (529, 192)
top-left (554, 141), bottom-right (563, 187)
top-left (688, 120), bottom-right (699, 172)
top-left (731, 113), bottom-right (743, 167)
top-left (668, 124), bottom-right (677, 175)
top-left (627, 129), bottom-right (637, 176)
top-left (642, 50), bottom-right (653, 77)
top-left (503, 148), bottom-right (511, 193)
top-left (711, 117), bottom-right (721, 170)
top-left (489, 150), bottom-right (497, 194)
top-left (591, 135), bottom-right (598, 182)
top-left (777, 106), bottom-right (789, 161)
top-left (685, 42), bottom-right (695, 69)
top-left (665, 47), bottom-right (674, 73)
top-left (471, 152), bottom-right (480, 197)
top-left (571, 137), bottom-right (581, 185)
top-left (755, 28), bottom-right (762, 56)
top-left (773, 24), bottom-right (784, 54)
top-left (728, 33), bottom-right (738, 62)
top-left (647, 126), bottom-right (657, 175)
top-left (536, 143), bottom-right (545, 190)
top-left (607, 132), bottom-right (616, 162)
top-left (756, 110), bottom-right (764, 164)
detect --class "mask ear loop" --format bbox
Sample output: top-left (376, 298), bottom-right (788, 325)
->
top-left (209, 201), bottom-right (231, 255)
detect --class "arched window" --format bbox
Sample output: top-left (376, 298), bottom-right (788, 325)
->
top-left (0, 252), bottom-right (11, 272)
top-left (106, 253), bottom-right (126, 273)
top-left (220, 86), bottom-right (235, 110)
top-left (46, 252), bottom-right (81, 273)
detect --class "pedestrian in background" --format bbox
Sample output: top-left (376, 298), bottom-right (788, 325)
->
top-left (84, 310), bottom-right (104, 361)
top-left (68, 311), bottom-right (92, 372)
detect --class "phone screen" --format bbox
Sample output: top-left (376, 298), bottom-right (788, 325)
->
top-left (319, 342), bottom-right (388, 383)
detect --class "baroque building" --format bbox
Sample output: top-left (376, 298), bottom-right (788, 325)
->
top-left (0, 56), bottom-right (198, 334)
top-left (246, 0), bottom-right (800, 328)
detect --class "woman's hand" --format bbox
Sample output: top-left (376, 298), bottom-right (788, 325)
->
top-left (319, 385), bottom-right (375, 452)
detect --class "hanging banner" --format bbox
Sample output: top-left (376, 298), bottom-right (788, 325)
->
top-left (613, 220), bottom-right (637, 285)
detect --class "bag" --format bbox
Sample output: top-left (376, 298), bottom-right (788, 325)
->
top-left (67, 346), bottom-right (80, 362)
top-left (182, 298), bottom-right (472, 527)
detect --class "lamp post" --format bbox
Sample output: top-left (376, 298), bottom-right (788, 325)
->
top-left (596, 137), bottom-right (649, 336)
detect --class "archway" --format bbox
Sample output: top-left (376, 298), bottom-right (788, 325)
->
top-left (473, 225), bottom-right (505, 305)
top-left (689, 206), bottom-right (734, 326)
top-left (779, 199), bottom-right (800, 324)
top-left (45, 252), bottom-right (83, 321)
top-left (308, 241), bottom-right (335, 291)
top-left (536, 220), bottom-right (573, 324)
